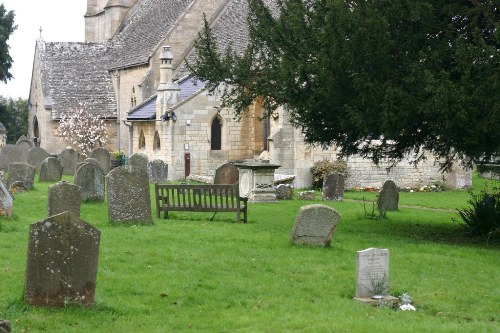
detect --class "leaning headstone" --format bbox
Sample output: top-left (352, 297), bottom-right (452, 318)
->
top-left (0, 181), bottom-right (13, 217)
top-left (39, 157), bottom-right (63, 182)
top-left (27, 147), bottom-right (51, 173)
top-left (58, 148), bottom-right (80, 175)
top-left (322, 172), bottom-right (345, 201)
top-left (15, 136), bottom-right (33, 162)
top-left (127, 153), bottom-right (148, 172)
top-left (106, 166), bottom-right (152, 224)
top-left (47, 181), bottom-right (81, 217)
top-left (213, 163), bottom-right (239, 185)
top-left (299, 190), bottom-right (315, 200)
top-left (74, 162), bottom-right (105, 202)
top-left (355, 248), bottom-right (390, 299)
top-left (0, 319), bottom-right (11, 333)
top-left (0, 144), bottom-right (22, 170)
top-left (290, 204), bottom-right (341, 247)
top-left (7, 162), bottom-right (35, 189)
top-left (148, 159), bottom-right (168, 183)
top-left (276, 183), bottom-right (294, 200)
top-left (89, 147), bottom-right (111, 175)
top-left (377, 180), bottom-right (399, 212)
top-left (24, 211), bottom-right (100, 307)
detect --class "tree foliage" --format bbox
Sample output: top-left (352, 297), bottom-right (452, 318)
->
top-left (188, 0), bottom-right (500, 168)
top-left (0, 4), bottom-right (16, 83)
top-left (57, 106), bottom-right (108, 157)
top-left (0, 96), bottom-right (28, 143)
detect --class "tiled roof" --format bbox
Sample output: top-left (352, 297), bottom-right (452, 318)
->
top-left (127, 95), bottom-right (157, 120)
top-left (38, 40), bottom-right (117, 119)
top-left (178, 77), bottom-right (206, 101)
top-left (110, 0), bottom-right (197, 70)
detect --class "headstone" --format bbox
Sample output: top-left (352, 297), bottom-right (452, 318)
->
top-left (377, 180), bottom-right (399, 212)
top-left (106, 166), bottom-right (152, 224)
top-left (47, 181), bottom-right (81, 217)
top-left (0, 144), bottom-right (22, 170)
top-left (322, 172), bottom-right (345, 201)
top-left (213, 163), bottom-right (239, 185)
top-left (290, 204), bottom-right (341, 247)
top-left (39, 157), bottom-right (63, 182)
top-left (76, 158), bottom-right (100, 173)
top-left (15, 136), bottom-right (33, 162)
top-left (7, 162), bottom-right (35, 189)
top-left (275, 183), bottom-right (294, 200)
top-left (0, 319), bottom-right (11, 333)
top-left (27, 147), bottom-right (51, 173)
top-left (148, 159), bottom-right (168, 183)
top-left (355, 248), bottom-right (390, 298)
top-left (58, 148), bottom-right (80, 175)
top-left (8, 181), bottom-right (27, 194)
top-left (127, 153), bottom-right (148, 172)
top-left (89, 147), bottom-right (111, 175)
top-left (299, 190), bottom-right (315, 200)
top-left (74, 162), bottom-right (105, 202)
top-left (24, 211), bottom-right (100, 307)
top-left (0, 181), bottom-right (13, 217)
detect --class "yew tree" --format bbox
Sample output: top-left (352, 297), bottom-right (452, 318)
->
top-left (0, 4), bottom-right (16, 83)
top-left (188, 0), bottom-right (499, 168)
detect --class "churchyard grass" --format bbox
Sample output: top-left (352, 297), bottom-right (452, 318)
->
top-left (0, 176), bottom-right (498, 332)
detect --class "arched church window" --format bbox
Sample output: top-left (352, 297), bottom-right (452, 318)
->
top-left (153, 131), bottom-right (161, 150)
top-left (211, 116), bottom-right (222, 150)
top-left (33, 116), bottom-right (40, 147)
top-left (139, 130), bottom-right (146, 149)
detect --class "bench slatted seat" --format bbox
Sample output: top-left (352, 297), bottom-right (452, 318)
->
top-left (155, 183), bottom-right (248, 223)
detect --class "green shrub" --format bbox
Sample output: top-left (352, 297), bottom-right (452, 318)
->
top-left (456, 186), bottom-right (500, 241)
top-left (311, 159), bottom-right (350, 190)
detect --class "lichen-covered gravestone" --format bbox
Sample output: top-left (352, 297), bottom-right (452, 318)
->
top-left (0, 181), bottom-right (13, 217)
top-left (0, 144), bottom-right (22, 171)
top-left (39, 157), bottom-right (63, 182)
top-left (355, 248), bottom-right (390, 299)
top-left (276, 183), bottom-right (294, 200)
top-left (127, 153), bottom-right (148, 172)
top-left (7, 162), bottom-right (35, 189)
top-left (377, 180), bottom-right (399, 211)
top-left (106, 166), bottom-right (152, 224)
top-left (24, 211), bottom-right (100, 307)
top-left (0, 319), bottom-right (11, 333)
top-left (147, 159), bottom-right (168, 183)
top-left (76, 158), bottom-right (100, 174)
top-left (213, 163), bottom-right (239, 185)
top-left (89, 147), bottom-right (111, 175)
top-left (27, 147), bottom-right (51, 173)
top-left (322, 172), bottom-right (345, 201)
top-left (47, 181), bottom-right (81, 217)
top-left (15, 136), bottom-right (33, 162)
top-left (290, 204), bottom-right (341, 246)
top-left (58, 148), bottom-right (80, 175)
top-left (74, 162), bottom-right (105, 202)
top-left (299, 190), bottom-right (316, 200)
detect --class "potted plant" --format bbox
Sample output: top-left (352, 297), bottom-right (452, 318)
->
top-left (111, 150), bottom-right (126, 168)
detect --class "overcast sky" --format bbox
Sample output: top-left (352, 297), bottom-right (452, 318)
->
top-left (0, 0), bottom-right (87, 99)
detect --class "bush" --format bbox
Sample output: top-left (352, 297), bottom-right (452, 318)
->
top-left (456, 185), bottom-right (500, 241)
top-left (311, 159), bottom-right (350, 190)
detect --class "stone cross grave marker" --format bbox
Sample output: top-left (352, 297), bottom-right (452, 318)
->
top-left (47, 181), bottom-right (81, 217)
top-left (0, 181), bottom-right (13, 217)
top-left (106, 166), bottom-right (152, 224)
top-left (322, 172), bottom-right (345, 201)
top-left (74, 162), bottom-right (105, 202)
top-left (27, 147), bottom-right (51, 173)
top-left (355, 248), bottom-right (390, 298)
top-left (58, 148), bottom-right (79, 175)
top-left (290, 204), bottom-right (341, 246)
top-left (377, 180), bottom-right (399, 211)
top-left (213, 163), bottom-right (239, 185)
top-left (89, 147), bottom-right (111, 175)
top-left (24, 211), bottom-right (100, 307)
top-left (39, 157), bottom-right (63, 182)
top-left (7, 162), bottom-right (35, 189)
top-left (148, 159), bottom-right (168, 183)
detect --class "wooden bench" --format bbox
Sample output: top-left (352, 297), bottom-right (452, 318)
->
top-left (154, 183), bottom-right (248, 223)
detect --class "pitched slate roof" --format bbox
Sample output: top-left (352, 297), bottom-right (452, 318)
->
top-left (38, 40), bottom-right (117, 119)
top-left (110, 0), bottom-right (197, 70)
top-left (127, 95), bottom-right (157, 120)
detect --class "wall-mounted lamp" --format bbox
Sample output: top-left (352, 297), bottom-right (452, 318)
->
top-left (161, 111), bottom-right (177, 123)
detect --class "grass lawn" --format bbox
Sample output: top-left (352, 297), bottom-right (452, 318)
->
top-left (0, 174), bottom-right (498, 332)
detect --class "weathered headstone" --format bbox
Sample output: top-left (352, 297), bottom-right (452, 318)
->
top-left (213, 163), bottom-right (239, 185)
top-left (377, 180), bottom-right (399, 212)
top-left (290, 204), bottom-right (341, 246)
top-left (15, 136), bottom-right (33, 162)
top-left (147, 159), bottom-right (168, 183)
top-left (275, 183), bottom-right (294, 200)
top-left (7, 162), bottom-right (35, 189)
top-left (127, 153), bottom-right (148, 172)
top-left (76, 158), bottom-right (100, 174)
top-left (299, 190), bottom-right (315, 200)
top-left (322, 172), bottom-right (345, 201)
top-left (27, 147), bottom-right (52, 173)
top-left (47, 181), bottom-right (81, 217)
top-left (24, 211), bottom-right (100, 307)
top-left (0, 144), bottom-right (22, 170)
top-left (58, 148), bottom-right (80, 175)
top-left (89, 147), bottom-right (111, 175)
top-left (39, 157), bottom-right (63, 182)
top-left (0, 181), bottom-right (13, 217)
top-left (0, 319), bottom-right (11, 333)
top-left (8, 181), bottom-right (27, 194)
top-left (74, 162), bottom-right (105, 202)
top-left (106, 166), bottom-right (152, 224)
top-left (355, 248), bottom-right (390, 298)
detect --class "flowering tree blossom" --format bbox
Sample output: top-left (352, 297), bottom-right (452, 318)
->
top-left (57, 106), bottom-right (108, 157)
